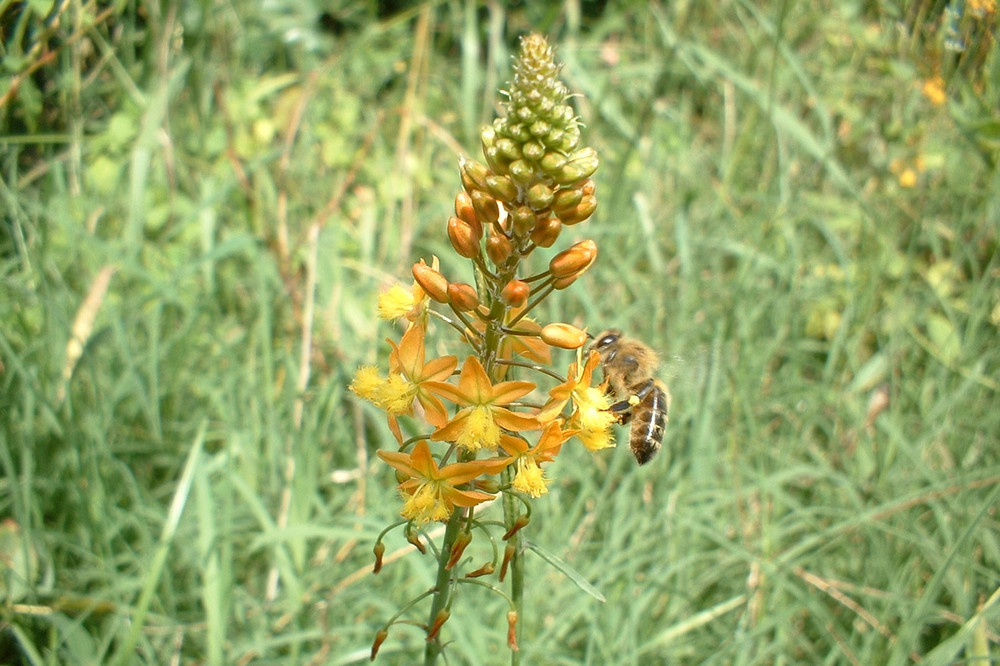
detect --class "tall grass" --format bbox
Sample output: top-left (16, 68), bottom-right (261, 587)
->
top-left (2, 1), bottom-right (998, 664)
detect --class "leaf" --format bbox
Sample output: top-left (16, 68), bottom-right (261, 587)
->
top-left (525, 540), bottom-right (606, 603)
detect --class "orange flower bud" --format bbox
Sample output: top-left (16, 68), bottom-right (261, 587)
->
top-left (448, 216), bottom-right (481, 259)
top-left (540, 323), bottom-right (587, 349)
top-left (455, 191), bottom-right (479, 230)
top-left (530, 216), bottom-right (562, 248)
top-left (549, 240), bottom-right (597, 280)
top-left (501, 279), bottom-right (530, 307)
top-left (557, 194), bottom-right (597, 225)
top-left (447, 283), bottom-right (480, 311)
top-left (470, 189), bottom-right (500, 227)
top-left (411, 260), bottom-right (449, 303)
top-left (371, 628), bottom-right (389, 660)
top-left (486, 233), bottom-right (514, 266)
top-left (426, 609), bottom-right (451, 641)
top-left (373, 541), bottom-right (386, 574)
top-left (581, 179), bottom-right (595, 196)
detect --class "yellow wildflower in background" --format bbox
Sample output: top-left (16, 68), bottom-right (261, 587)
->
top-left (922, 76), bottom-right (947, 107)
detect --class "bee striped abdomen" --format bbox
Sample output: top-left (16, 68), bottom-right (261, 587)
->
top-left (630, 380), bottom-right (669, 465)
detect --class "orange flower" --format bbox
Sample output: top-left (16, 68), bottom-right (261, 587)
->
top-left (426, 356), bottom-right (539, 451)
top-left (538, 350), bottom-right (616, 451)
top-left (388, 324), bottom-right (457, 427)
top-left (350, 324), bottom-right (457, 442)
top-left (538, 349), bottom-right (601, 421)
top-left (499, 421), bottom-right (577, 497)
top-left (377, 441), bottom-right (509, 524)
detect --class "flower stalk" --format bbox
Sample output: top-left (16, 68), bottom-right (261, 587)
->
top-left (352, 33), bottom-right (611, 664)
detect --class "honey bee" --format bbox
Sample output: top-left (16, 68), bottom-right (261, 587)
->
top-left (589, 330), bottom-right (672, 465)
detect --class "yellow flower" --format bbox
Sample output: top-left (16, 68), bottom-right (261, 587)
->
top-left (377, 440), bottom-right (509, 524)
top-left (499, 422), bottom-right (576, 497)
top-left (426, 356), bottom-right (539, 452)
top-left (350, 324), bottom-right (457, 442)
top-left (922, 76), bottom-right (946, 107)
top-left (377, 284), bottom-right (418, 320)
top-left (512, 460), bottom-right (547, 497)
top-left (969, 0), bottom-right (996, 17)
top-left (570, 386), bottom-right (616, 451)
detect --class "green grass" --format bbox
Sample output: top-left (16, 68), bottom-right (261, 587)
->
top-left (2, 1), bottom-right (999, 664)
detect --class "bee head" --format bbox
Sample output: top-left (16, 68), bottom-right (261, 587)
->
top-left (589, 329), bottom-right (621, 356)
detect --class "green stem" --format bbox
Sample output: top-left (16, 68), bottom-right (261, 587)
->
top-left (423, 507), bottom-right (465, 666)
top-left (501, 466), bottom-right (523, 665)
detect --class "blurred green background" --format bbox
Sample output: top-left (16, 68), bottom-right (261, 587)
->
top-left (2, 1), bottom-right (999, 664)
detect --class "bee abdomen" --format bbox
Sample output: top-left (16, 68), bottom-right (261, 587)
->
top-left (630, 383), bottom-right (669, 465)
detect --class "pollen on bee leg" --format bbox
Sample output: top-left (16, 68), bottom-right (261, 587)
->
top-left (628, 395), bottom-right (641, 406)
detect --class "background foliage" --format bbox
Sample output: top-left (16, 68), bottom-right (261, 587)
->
top-left (2, 1), bottom-right (999, 664)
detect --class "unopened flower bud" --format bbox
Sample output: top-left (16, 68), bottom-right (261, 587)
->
top-left (426, 609), bottom-right (451, 641)
top-left (470, 189), bottom-right (500, 227)
top-left (411, 260), bottom-right (449, 303)
top-left (551, 185), bottom-right (584, 215)
top-left (371, 628), bottom-right (389, 660)
top-left (455, 191), bottom-right (479, 230)
top-left (447, 283), bottom-right (480, 311)
top-left (530, 216), bottom-right (562, 248)
top-left (508, 159), bottom-right (538, 187)
top-left (373, 541), bottom-right (386, 574)
top-left (510, 206), bottom-right (536, 236)
top-left (496, 137), bottom-right (521, 162)
top-left (557, 194), bottom-right (597, 225)
top-left (549, 240), bottom-right (597, 282)
top-left (522, 140), bottom-right (545, 161)
top-left (448, 216), bottom-right (481, 259)
top-left (540, 151), bottom-right (568, 174)
top-left (486, 233), bottom-right (514, 266)
top-left (460, 156), bottom-right (491, 192)
top-left (501, 279), bottom-right (530, 307)
top-left (555, 147), bottom-right (599, 185)
top-left (486, 174), bottom-right (519, 202)
top-left (540, 323), bottom-right (587, 349)
top-left (527, 182), bottom-right (555, 210)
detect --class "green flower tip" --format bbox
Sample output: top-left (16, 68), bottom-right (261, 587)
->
top-left (485, 33), bottom-right (591, 188)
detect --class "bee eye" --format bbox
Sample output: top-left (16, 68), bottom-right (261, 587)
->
top-left (597, 333), bottom-right (618, 347)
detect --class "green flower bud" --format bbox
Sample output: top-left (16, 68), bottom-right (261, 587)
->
top-left (527, 182), bottom-right (555, 210)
